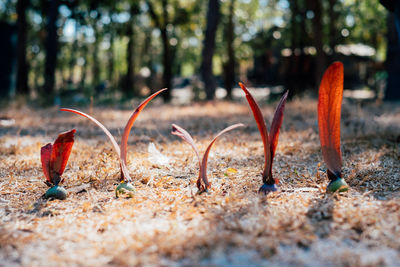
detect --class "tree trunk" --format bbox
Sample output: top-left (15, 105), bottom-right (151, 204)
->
top-left (160, 0), bottom-right (172, 101)
top-left (108, 28), bottom-right (115, 89)
top-left (68, 7), bottom-right (78, 85)
top-left (107, 3), bottom-right (116, 90)
top-left (224, 0), bottom-right (235, 99)
top-left (144, 31), bottom-right (157, 91)
top-left (286, 0), bottom-right (299, 97)
top-left (385, 11), bottom-right (400, 100)
top-left (310, 0), bottom-right (325, 88)
top-left (43, 0), bottom-right (60, 102)
top-left (125, 21), bottom-right (135, 97)
top-left (289, 0), bottom-right (298, 51)
top-left (328, 0), bottom-right (337, 55)
top-left (396, 4), bottom-right (400, 41)
top-left (160, 27), bottom-right (172, 100)
top-left (92, 26), bottom-right (100, 89)
top-left (80, 43), bottom-right (88, 90)
top-left (16, 0), bottom-right (29, 95)
top-left (200, 0), bottom-right (220, 100)
top-left (146, 0), bottom-right (172, 101)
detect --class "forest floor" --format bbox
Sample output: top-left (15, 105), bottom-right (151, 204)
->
top-left (0, 96), bottom-right (399, 266)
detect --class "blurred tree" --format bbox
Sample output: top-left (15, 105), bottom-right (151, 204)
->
top-left (146, 0), bottom-right (193, 101)
top-left (67, 1), bottom-right (78, 86)
top-left (0, 22), bottom-right (17, 100)
top-left (91, 10), bottom-right (101, 90)
top-left (309, 0), bottom-right (325, 87)
top-left (106, 3), bottom-right (116, 90)
top-left (146, 0), bottom-right (172, 101)
top-left (124, 1), bottom-right (140, 97)
top-left (43, 0), bottom-right (60, 103)
top-left (381, 0), bottom-right (400, 100)
top-left (0, 0), bottom-right (392, 103)
top-left (289, 0), bottom-right (299, 51)
top-left (80, 40), bottom-right (89, 89)
top-left (16, 0), bottom-right (29, 95)
top-left (328, 0), bottom-right (338, 53)
top-left (200, 0), bottom-right (220, 100)
top-left (223, 0), bottom-right (235, 99)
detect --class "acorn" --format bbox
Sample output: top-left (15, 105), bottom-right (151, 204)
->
top-left (115, 182), bottom-right (135, 198)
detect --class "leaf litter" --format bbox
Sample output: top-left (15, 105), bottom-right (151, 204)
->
top-left (0, 99), bottom-right (399, 266)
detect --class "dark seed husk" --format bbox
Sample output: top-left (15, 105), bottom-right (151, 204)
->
top-left (115, 182), bottom-right (135, 198)
top-left (327, 178), bottom-right (349, 193)
top-left (45, 186), bottom-right (68, 200)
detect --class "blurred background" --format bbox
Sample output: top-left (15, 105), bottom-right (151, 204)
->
top-left (0, 0), bottom-right (399, 106)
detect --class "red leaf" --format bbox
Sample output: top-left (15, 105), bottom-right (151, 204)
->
top-left (269, 90), bottom-right (288, 160)
top-left (171, 124), bottom-right (201, 167)
top-left (40, 143), bottom-right (52, 184)
top-left (239, 82), bottom-right (271, 183)
top-left (318, 61), bottom-right (343, 177)
top-left (120, 88), bottom-right (167, 170)
top-left (49, 129), bottom-right (76, 185)
top-left (199, 123), bottom-right (244, 191)
top-left (60, 108), bottom-right (131, 182)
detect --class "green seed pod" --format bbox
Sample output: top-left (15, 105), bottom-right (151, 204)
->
top-left (115, 182), bottom-right (135, 198)
top-left (327, 178), bottom-right (349, 193)
top-left (45, 185), bottom-right (68, 200)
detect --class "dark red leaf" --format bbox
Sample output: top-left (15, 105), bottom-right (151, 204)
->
top-left (269, 90), bottom-right (288, 160)
top-left (40, 143), bottom-right (52, 184)
top-left (239, 82), bottom-right (271, 182)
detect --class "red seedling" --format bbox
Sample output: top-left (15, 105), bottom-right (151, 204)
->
top-left (318, 61), bottom-right (348, 192)
top-left (239, 82), bottom-right (288, 194)
top-left (60, 88), bottom-right (167, 197)
top-left (41, 129), bottom-right (76, 200)
top-left (171, 123), bottom-right (244, 193)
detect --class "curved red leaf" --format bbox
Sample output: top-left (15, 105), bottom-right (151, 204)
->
top-left (60, 108), bottom-right (131, 182)
top-left (120, 88), bottom-right (167, 169)
top-left (318, 61), bottom-right (343, 177)
top-left (199, 123), bottom-right (245, 191)
top-left (239, 82), bottom-right (271, 182)
top-left (269, 90), bottom-right (288, 160)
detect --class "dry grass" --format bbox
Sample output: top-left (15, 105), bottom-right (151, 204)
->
top-left (0, 98), bottom-right (399, 266)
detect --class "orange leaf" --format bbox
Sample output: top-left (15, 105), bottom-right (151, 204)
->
top-left (318, 61), bottom-right (343, 178)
